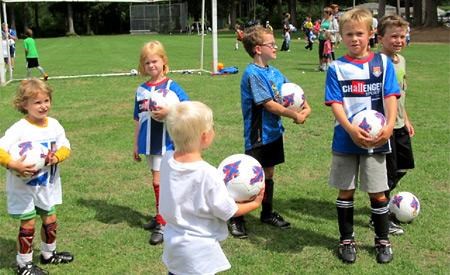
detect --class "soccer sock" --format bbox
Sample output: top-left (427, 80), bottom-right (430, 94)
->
top-left (371, 198), bottom-right (390, 240)
top-left (261, 179), bottom-right (274, 217)
top-left (153, 184), bottom-right (166, 225)
top-left (42, 222), bottom-right (57, 244)
top-left (336, 198), bottom-right (354, 241)
top-left (18, 227), bottom-right (35, 254)
top-left (41, 242), bottom-right (56, 259)
top-left (37, 66), bottom-right (46, 75)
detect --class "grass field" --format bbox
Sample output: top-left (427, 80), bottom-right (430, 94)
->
top-left (0, 33), bottom-right (449, 274)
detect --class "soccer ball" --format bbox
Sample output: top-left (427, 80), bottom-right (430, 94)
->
top-left (351, 110), bottom-right (386, 138)
top-left (217, 154), bottom-right (265, 202)
top-left (9, 141), bottom-right (48, 178)
top-left (280, 82), bottom-right (305, 111)
top-left (389, 191), bottom-right (421, 223)
top-left (148, 89), bottom-right (180, 122)
top-left (130, 69), bottom-right (138, 76)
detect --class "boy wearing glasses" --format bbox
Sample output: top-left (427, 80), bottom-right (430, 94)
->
top-left (228, 25), bottom-right (311, 238)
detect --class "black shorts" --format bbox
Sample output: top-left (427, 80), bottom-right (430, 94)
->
top-left (386, 126), bottom-right (415, 175)
top-left (245, 136), bottom-right (284, 168)
top-left (26, 58), bottom-right (39, 68)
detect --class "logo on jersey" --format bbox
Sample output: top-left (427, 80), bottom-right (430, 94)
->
top-left (222, 160), bottom-right (241, 183)
top-left (372, 66), bottom-right (382, 77)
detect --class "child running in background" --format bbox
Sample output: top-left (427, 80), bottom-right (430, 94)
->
top-left (133, 41), bottom-right (189, 245)
top-left (23, 28), bottom-right (48, 81)
top-left (324, 8), bottom-right (400, 264)
top-left (0, 78), bottom-right (73, 275)
top-left (374, 14), bottom-right (415, 235)
top-left (229, 25), bottom-right (311, 238)
top-left (159, 101), bottom-right (264, 275)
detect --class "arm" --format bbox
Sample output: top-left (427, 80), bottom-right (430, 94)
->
top-left (133, 120), bottom-right (141, 161)
top-left (0, 148), bottom-right (38, 177)
top-left (233, 188), bottom-right (264, 217)
top-left (403, 109), bottom-right (415, 137)
top-left (331, 103), bottom-right (373, 148)
top-left (263, 100), bottom-right (307, 124)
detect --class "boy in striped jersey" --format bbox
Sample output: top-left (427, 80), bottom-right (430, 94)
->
top-left (324, 8), bottom-right (400, 264)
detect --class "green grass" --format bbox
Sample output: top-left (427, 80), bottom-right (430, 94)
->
top-left (1, 33), bottom-right (449, 274)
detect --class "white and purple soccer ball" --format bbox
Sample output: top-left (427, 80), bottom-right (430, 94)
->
top-left (148, 89), bottom-right (180, 122)
top-left (130, 69), bottom-right (138, 76)
top-left (9, 141), bottom-right (48, 179)
top-left (351, 110), bottom-right (386, 138)
top-left (217, 154), bottom-right (265, 202)
top-left (389, 191), bottom-right (421, 223)
top-left (280, 82), bottom-right (305, 111)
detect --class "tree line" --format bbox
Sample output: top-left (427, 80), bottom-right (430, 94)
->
top-left (2, 0), bottom-right (444, 38)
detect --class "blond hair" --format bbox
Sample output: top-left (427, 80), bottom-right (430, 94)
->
top-left (165, 101), bottom-right (214, 153)
top-left (138, 40), bottom-right (169, 76)
top-left (378, 14), bottom-right (409, 36)
top-left (242, 25), bottom-right (273, 58)
top-left (339, 8), bottom-right (373, 35)
top-left (13, 78), bottom-right (53, 114)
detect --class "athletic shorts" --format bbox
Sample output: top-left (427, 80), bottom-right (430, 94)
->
top-left (146, 155), bottom-right (162, 172)
top-left (245, 136), bottom-right (284, 168)
top-left (26, 58), bottom-right (39, 68)
top-left (386, 126), bottom-right (415, 173)
top-left (10, 206), bottom-right (56, 220)
top-left (329, 152), bottom-right (388, 193)
top-left (10, 45), bottom-right (15, 57)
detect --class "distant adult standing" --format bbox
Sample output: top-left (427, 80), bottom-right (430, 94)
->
top-left (370, 15), bottom-right (379, 48)
top-left (282, 12), bottom-right (291, 30)
top-left (329, 4), bottom-right (340, 59)
top-left (1, 23), bottom-right (17, 70)
top-left (23, 28), bottom-right (48, 80)
top-left (318, 7), bottom-right (334, 71)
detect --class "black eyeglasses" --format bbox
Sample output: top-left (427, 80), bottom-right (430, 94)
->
top-left (260, 42), bottom-right (278, 49)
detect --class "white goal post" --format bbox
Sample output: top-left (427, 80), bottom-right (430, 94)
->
top-left (0, 0), bottom-right (219, 86)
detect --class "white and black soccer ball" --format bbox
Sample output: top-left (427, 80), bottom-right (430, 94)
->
top-left (351, 110), bottom-right (386, 138)
top-left (130, 69), bottom-right (138, 76)
top-left (280, 82), bottom-right (305, 111)
top-left (148, 89), bottom-right (180, 122)
top-left (217, 154), bottom-right (265, 202)
top-left (9, 141), bottom-right (48, 179)
top-left (389, 191), bottom-right (421, 223)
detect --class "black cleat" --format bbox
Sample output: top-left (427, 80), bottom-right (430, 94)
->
top-left (260, 212), bottom-right (291, 229)
top-left (149, 224), bottom-right (164, 245)
top-left (143, 216), bottom-right (158, 231)
top-left (17, 262), bottom-right (48, 275)
top-left (375, 238), bottom-right (393, 264)
top-left (338, 239), bottom-right (356, 264)
top-left (40, 251), bottom-right (74, 265)
top-left (228, 218), bottom-right (248, 239)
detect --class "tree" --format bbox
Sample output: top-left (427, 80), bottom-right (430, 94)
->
top-left (413, 0), bottom-right (423, 26)
top-left (424, 0), bottom-right (438, 27)
top-left (378, 0), bottom-right (386, 18)
top-left (66, 3), bottom-right (76, 35)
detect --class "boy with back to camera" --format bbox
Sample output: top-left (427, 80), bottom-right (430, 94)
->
top-left (324, 8), bottom-right (400, 264)
top-left (0, 78), bottom-right (73, 275)
top-left (229, 25), bottom-right (311, 238)
top-left (372, 14), bottom-right (415, 235)
top-left (159, 101), bottom-right (264, 275)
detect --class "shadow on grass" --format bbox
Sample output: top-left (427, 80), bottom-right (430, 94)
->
top-left (0, 237), bottom-right (16, 270)
top-left (77, 198), bottom-right (147, 228)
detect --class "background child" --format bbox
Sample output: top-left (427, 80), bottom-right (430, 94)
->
top-left (322, 31), bottom-right (333, 71)
top-left (2, 23), bottom-right (17, 70)
top-left (231, 25), bottom-right (311, 238)
top-left (280, 26), bottom-right (291, 52)
top-left (23, 28), bottom-right (48, 81)
top-left (133, 40), bottom-right (189, 246)
top-left (376, 14), bottom-right (415, 235)
top-left (234, 24), bottom-right (244, 50)
top-left (159, 101), bottom-right (264, 275)
top-left (324, 8), bottom-right (400, 264)
top-left (0, 78), bottom-right (73, 274)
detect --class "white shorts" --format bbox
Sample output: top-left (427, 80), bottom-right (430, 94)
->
top-left (146, 155), bottom-right (162, 172)
top-left (329, 153), bottom-right (388, 193)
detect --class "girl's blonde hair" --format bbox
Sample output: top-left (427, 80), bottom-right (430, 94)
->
top-left (165, 101), bottom-right (214, 153)
top-left (13, 78), bottom-right (53, 114)
top-left (339, 8), bottom-right (373, 35)
top-left (242, 25), bottom-right (273, 58)
top-left (378, 15), bottom-right (409, 37)
top-left (138, 41), bottom-right (169, 76)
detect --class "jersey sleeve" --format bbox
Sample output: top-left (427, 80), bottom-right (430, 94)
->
top-left (384, 58), bottom-right (401, 98)
top-left (206, 169), bottom-right (238, 221)
top-left (249, 74), bottom-right (274, 105)
top-left (324, 64), bottom-right (342, 105)
top-left (169, 81), bottom-right (189, 102)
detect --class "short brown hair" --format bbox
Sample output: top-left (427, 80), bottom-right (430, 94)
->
top-left (242, 25), bottom-right (273, 58)
top-left (14, 78), bottom-right (53, 114)
top-left (378, 15), bottom-right (409, 36)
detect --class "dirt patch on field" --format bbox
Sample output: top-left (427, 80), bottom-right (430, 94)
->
top-left (410, 26), bottom-right (450, 43)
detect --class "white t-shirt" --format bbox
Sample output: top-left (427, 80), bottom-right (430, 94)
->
top-left (0, 117), bottom-right (70, 214)
top-left (159, 151), bottom-right (238, 275)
